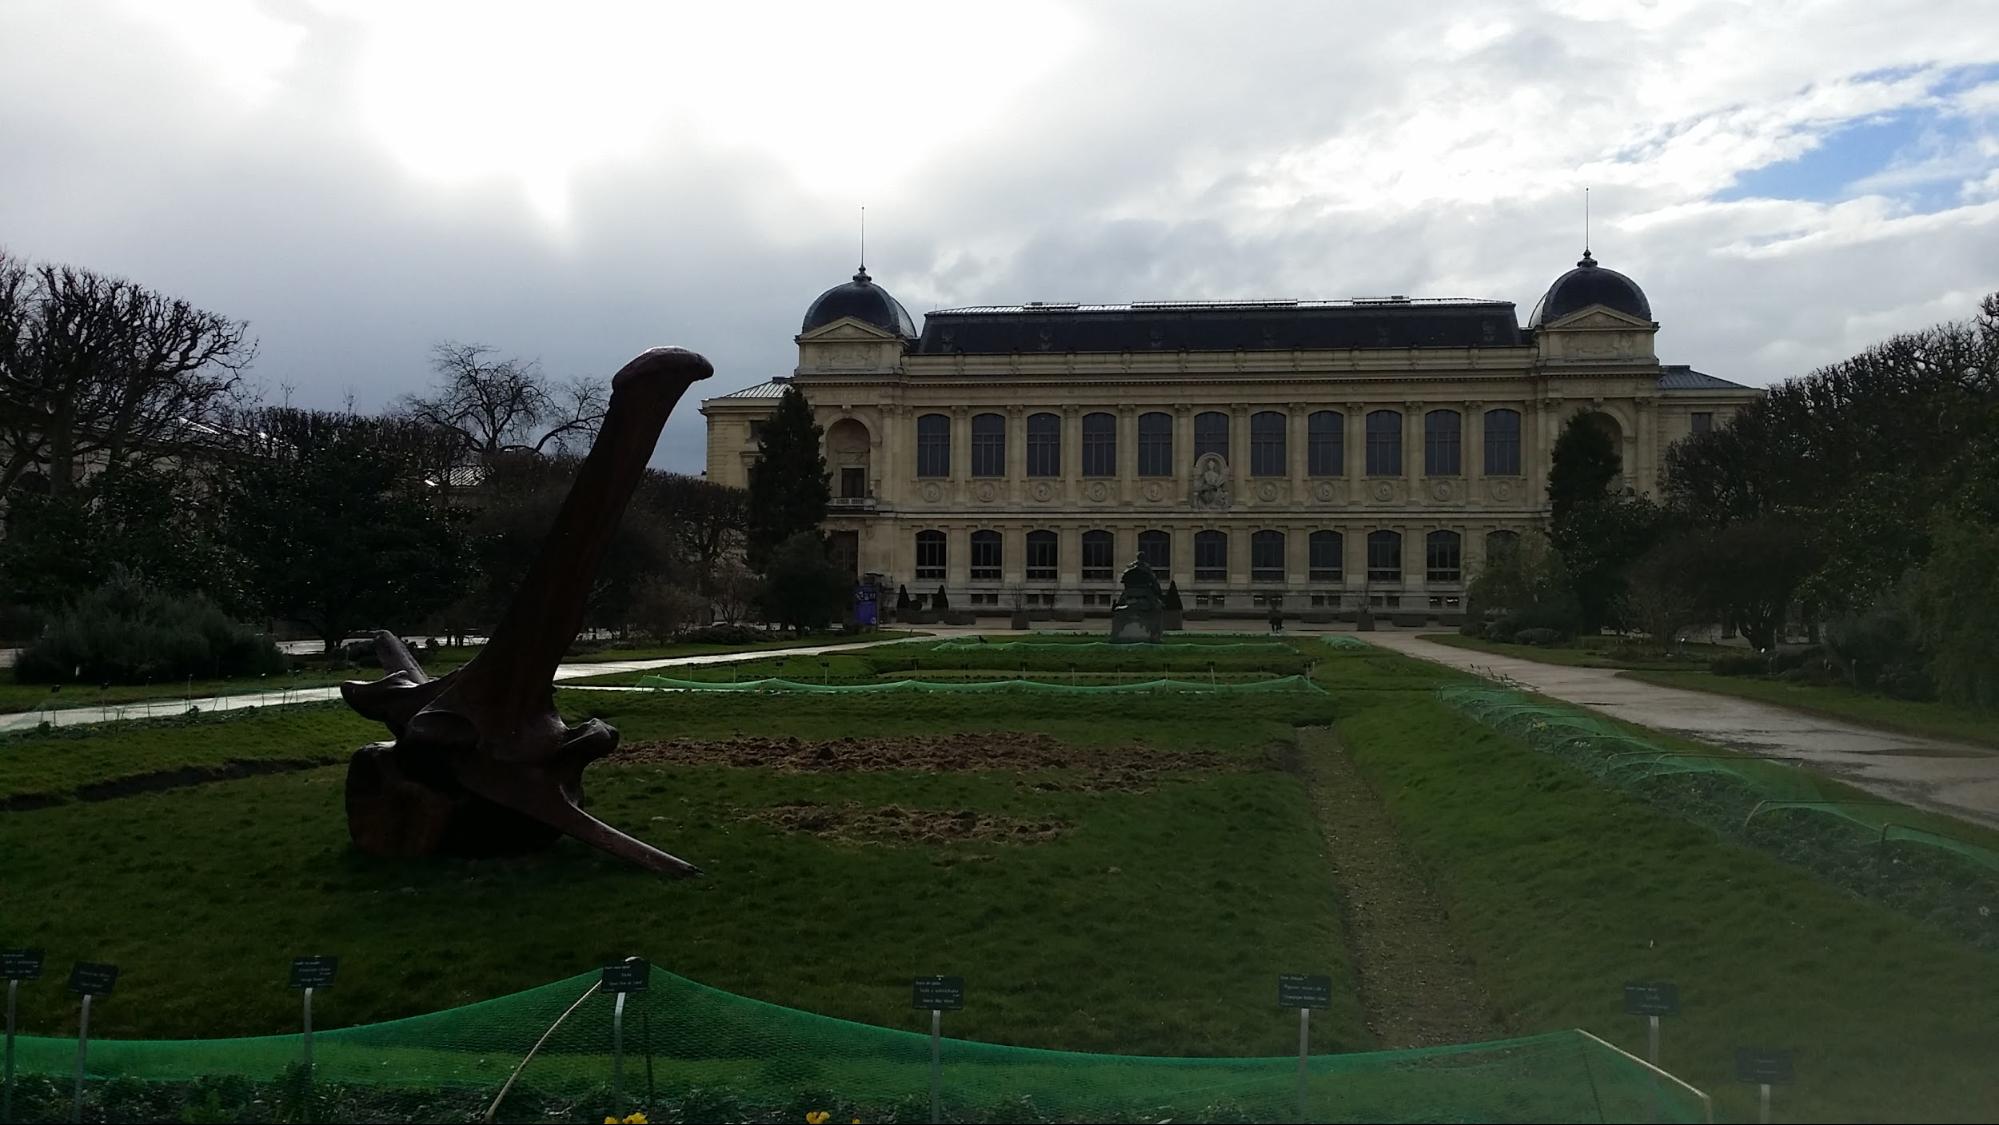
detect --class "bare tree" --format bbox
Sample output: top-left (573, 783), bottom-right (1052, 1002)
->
top-left (401, 341), bottom-right (607, 461)
top-left (0, 254), bottom-right (254, 496)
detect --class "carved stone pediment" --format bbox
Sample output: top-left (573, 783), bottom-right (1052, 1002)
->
top-left (1542, 306), bottom-right (1654, 331)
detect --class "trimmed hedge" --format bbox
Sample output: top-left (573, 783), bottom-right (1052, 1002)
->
top-left (15, 575), bottom-right (284, 685)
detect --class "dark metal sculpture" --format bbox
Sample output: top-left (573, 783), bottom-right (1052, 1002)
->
top-left (339, 347), bottom-right (712, 876)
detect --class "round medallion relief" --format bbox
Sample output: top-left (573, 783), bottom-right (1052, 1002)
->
top-left (1313, 481), bottom-right (1335, 503)
top-left (974, 482), bottom-right (998, 503)
top-left (1256, 481), bottom-right (1279, 502)
top-left (1031, 481), bottom-right (1053, 502)
top-left (1430, 480), bottom-right (1454, 502)
top-left (1372, 481), bottom-right (1395, 502)
top-left (1142, 481), bottom-right (1165, 502)
top-left (1490, 480), bottom-right (1514, 502)
top-left (920, 482), bottom-right (943, 503)
top-left (1086, 481), bottom-right (1111, 502)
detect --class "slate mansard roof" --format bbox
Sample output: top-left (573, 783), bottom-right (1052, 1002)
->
top-left (911, 298), bottom-right (1526, 355)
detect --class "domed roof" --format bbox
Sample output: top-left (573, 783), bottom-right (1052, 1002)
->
top-left (801, 267), bottom-right (917, 338)
top-left (1528, 252), bottom-right (1652, 327)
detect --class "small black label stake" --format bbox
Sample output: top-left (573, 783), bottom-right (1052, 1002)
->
top-left (1280, 974), bottom-right (1332, 1124)
top-left (67, 963), bottom-right (117, 1124)
top-left (601, 959), bottom-right (647, 1119)
top-left (1621, 981), bottom-right (1679, 1065)
top-left (1735, 1048), bottom-right (1794, 1124)
top-left (3, 949), bottom-right (45, 1125)
top-left (913, 976), bottom-right (963, 1123)
top-left (290, 957), bottom-right (338, 1124)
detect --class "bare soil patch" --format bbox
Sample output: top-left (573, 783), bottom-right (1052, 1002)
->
top-left (744, 800), bottom-right (1070, 846)
top-left (615, 733), bottom-right (1252, 791)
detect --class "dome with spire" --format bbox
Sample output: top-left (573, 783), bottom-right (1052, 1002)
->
top-left (801, 266), bottom-right (918, 338)
top-left (1527, 251), bottom-right (1652, 327)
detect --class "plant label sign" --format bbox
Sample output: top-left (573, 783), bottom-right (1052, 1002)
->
top-left (1622, 981), bottom-right (1679, 1017)
top-left (912, 976), bottom-right (964, 1011)
top-left (1, 949), bottom-right (43, 981)
top-left (67, 962), bottom-right (117, 997)
top-left (600, 960), bottom-right (649, 994)
top-left (290, 956), bottom-right (338, 990)
top-left (1735, 1048), bottom-right (1794, 1085)
top-left (1278, 974), bottom-right (1332, 1010)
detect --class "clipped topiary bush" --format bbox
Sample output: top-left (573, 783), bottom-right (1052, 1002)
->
top-left (677, 623), bottom-right (764, 646)
top-left (15, 572), bottom-right (284, 685)
top-left (1513, 627), bottom-right (1564, 646)
top-left (1708, 653), bottom-right (1770, 677)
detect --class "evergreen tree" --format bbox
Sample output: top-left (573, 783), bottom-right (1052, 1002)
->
top-left (1547, 412), bottom-right (1662, 631)
top-left (1547, 412), bottom-right (1621, 526)
top-left (746, 385), bottom-right (830, 569)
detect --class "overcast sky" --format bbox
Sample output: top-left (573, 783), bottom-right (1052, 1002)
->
top-left (4, 0), bottom-right (1997, 473)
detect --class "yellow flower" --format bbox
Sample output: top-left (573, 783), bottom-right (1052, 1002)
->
top-left (623, 1115), bottom-right (650, 1125)
top-left (806, 1113), bottom-right (830, 1125)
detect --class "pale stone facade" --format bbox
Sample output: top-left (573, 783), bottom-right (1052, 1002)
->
top-left (702, 256), bottom-right (1759, 617)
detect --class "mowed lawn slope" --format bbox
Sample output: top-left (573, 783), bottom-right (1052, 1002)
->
top-left (0, 687), bottom-right (1359, 1061)
top-left (1319, 647), bottom-right (1999, 1123)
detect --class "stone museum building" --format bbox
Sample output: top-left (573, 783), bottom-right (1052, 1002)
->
top-left (702, 252), bottom-right (1759, 615)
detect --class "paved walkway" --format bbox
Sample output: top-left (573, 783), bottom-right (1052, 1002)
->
top-left (1361, 631), bottom-right (1999, 829)
top-left (0, 633), bottom-right (969, 736)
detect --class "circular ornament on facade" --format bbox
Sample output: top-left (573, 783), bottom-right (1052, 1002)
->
top-left (1313, 481), bottom-right (1335, 503)
top-left (1256, 481), bottom-right (1279, 502)
top-left (1490, 480), bottom-right (1513, 502)
top-left (1031, 481), bottom-right (1053, 502)
top-left (974, 482), bottom-right (998, 503)
top-left (1086, 481), bottom-right (1111, 502)
top-left (1143, 481), bottom-right (1165, 502)
top-left (1430, 480), bottom-right (1454, 502)
top-left (920, 482), bottom-right (943, 503)
top-left (1372, 481), bottom-right (1395, 502)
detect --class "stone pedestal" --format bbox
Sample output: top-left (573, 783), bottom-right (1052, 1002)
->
top-left (1110, 605), bottom-right (1163, 643)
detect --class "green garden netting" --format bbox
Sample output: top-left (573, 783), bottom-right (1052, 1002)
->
top-left (1317, 636), bottom-right (1373, 651)
top-left (930, 639), bottom-right (1299, 655)
top-left (633, 674), bottom-right (1330, 695)
top-left (5, 966), bottom-right (1710, 1124)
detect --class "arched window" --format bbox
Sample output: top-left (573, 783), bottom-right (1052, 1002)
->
top-left (1138, 411), bottom-right (1173, 476)
top-left (970, 413), bottom-right (1006, 477)
top-left (1250, 411), bottom-right (1287, 477)
top-left (1485, 529), bottom-right (1520, 565)
top-left (1138, 529), bottom-right (1171, 572)
top-left (969, 530), bottom-right (1002, 580)
top-left (1081, 530), bottom-right (1114, 581)
top-left (1194, 530), bottom-right (1228, 582)
top-left (1365, 410), bottom-right (1402, 476)
top-left (1309, 530), bottom-right (1343, 582)
top-left (1484, 409), bottom-right (1522, 476)
top-left (1082, 411), bottom-right (1117, 477)
top-left (915, 530), bottom-right (946, 580)
top-left (1195, 411), bottom-right (1230, 462)
top-left (916, 414), bottom-right (950, 477)
top-left (1026, 530), bottom-right (1058, 581)
top-left (1425, 409), bottom-right (1462, 476)
top-left (1367, 530), bottom-right (1402, 583)
top-left (1308, 411), bottom-right (1343, 477)
top-left (1026, 412), bottom-right (1061, 477)
top-left (1426, 530), bottom-right (1462, 582)
top-left (1251, 529), bottom-right (1286, 581)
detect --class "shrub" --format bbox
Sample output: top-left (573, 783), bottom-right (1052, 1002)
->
top-left (1826, 582), bottom-right (1929, 695)
top-left (1709, 654), bottom-right (1770, 676)
top-left (1485, 619), bottom-right (1517, 642)
top-left (15, 572), bottom-right (284, 685)
top-left (1514, 627), bottom-right (1564, 646)
top-left (678, 623), bottom-right (764, 646)
top-left (1459, 619), bottom-right (1486, 637)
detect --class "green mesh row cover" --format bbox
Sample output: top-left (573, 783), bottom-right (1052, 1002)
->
top-left (5, 967), bottom-right (1710, 1124)
top-left (1437, 686), bottom-right (1999, 872)
top-left (633, 674), bottom-right (1331, 695)
top-left (930, 639), bottom-right (1299, 654)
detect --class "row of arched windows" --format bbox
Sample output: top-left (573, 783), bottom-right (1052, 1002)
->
top-left (913, 409), bottom-right (1524, 479)
top-left (913, 529), bottom-right (1521, 584)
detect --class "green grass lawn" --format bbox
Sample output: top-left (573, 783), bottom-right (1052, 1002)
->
top-left (1425, 632), bottom-right (1736, 670)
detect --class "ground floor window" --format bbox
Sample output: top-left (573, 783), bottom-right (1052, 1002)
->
top-left (1195, 530), bottom-right (1228, 582)
top-left (1308, 530), bottom-right (1342, 582)
top-left (970, 530), bottom-right (1001, 581)
top-left (1082, 530), bottom-right (1114, 581)
top-left (1026, 530), bottom-right (1057, 582)
top-left (1367, 530), bottom-right (1402, 583)
top-left (915, 530), bottom-right (945, 581)
top-left (1251, 530), bottom-right (1285, 582)
top-left (1138, 529), bottom-right (1171, 573)
top-left (1426, 530), bottom-right (1462, 583)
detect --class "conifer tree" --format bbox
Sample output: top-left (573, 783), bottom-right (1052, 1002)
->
top-left (745, 384), bottom-right (830, 569)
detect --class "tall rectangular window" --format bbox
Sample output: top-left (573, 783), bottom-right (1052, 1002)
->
top-left (1250, 411), bottom-right (1287, 477)
top-left (1309, 530), bottom-right (1342, 582)
top-left (1483, 409), bottom-right (1522, 476)
top-left (1367, 530), bottom-right (1402, 583)
top-left (970, 413), bottom-right (1006, 477)
top-left (1081, 530), bottom-right (1114, 581)
top-left (1082, 412), bottom-right (1117, 476)
top-left (970, 530), bottom-right (1001, 580)
top-left (1365, 410), bottom-right (1402, 476)
top-left (1026, 530), bottom-right (1057, 581)
top-left (1138, 412), bottom-right (1173, 476)
top-left (1026, 412), bottom-right (1060, 477)
top-left (915, 530), bottom-right (945, 580)
top-left (1251, 530), bottom-right (1285, 582)
top-left (1194, 411), bottom-right (1230, 462)
top-left (1426, 530), bottom-right (1462, 582)
top-left (1691, 411), bottom-right (1713, 435)
top-left (1424, 410), bottom-right (1461, 476)
top-left (1308, 411), bottom-right (1343, 476)
top-left (1194, 530), bottom-right (1228, 582)
top-left (1138, 530), bottom-right (1171, 572)
top-left (916, 414), bottom-right (950, 477)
